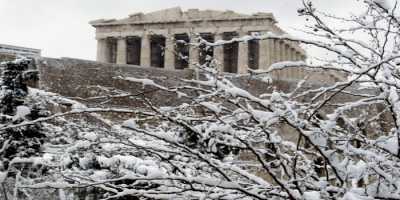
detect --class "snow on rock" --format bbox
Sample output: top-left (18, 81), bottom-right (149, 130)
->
top-left (250, 109), bottom-right (275, 125)
top-left (0, 171), bottom-right (7, 183)
top-left (119, 76), bottom-right (167, 90)
top-left (90, 170), bottom-right (110, 180)
top-left (347, 160), bottom-right (367, 182)
top-left (83, 132), bottom-right (98, 141)
top-left (269, 61), bottom-right (306, 71)
top-left (13, 105), bottom-right (30, 120)
top-left (376, 136), bottom-right (398, 155)
top-left (303, 191), bottom-right (321, 200)
top-left (122, 119), bottom-right (137, 129)
top-left (71, 102), bottom-right (87, 111)
top-left (341, 189), bottom-right (365, 200)
top-left (200, 102), bottom-right (222, 113)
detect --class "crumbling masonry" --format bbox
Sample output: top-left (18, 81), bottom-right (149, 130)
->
top-left (90, 7), bottom-right (306, 75)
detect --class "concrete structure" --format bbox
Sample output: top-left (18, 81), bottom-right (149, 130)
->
top-left (0, 43), bottom-right (41, 59)
top-left (90, 7), bottom-right (306, 74)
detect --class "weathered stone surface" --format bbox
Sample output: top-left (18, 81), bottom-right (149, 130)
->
top-left (90, 7), bottom-right (307, 76)
top-left (37, 57), bottom-right (195, 108)
top-left (36, 57), bottom-right (343, 109)
top-left (90, 7), bottom-right (275, 25)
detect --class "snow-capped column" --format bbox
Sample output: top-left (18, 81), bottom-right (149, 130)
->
top-left (164, 35), bottom-right (175, 70)
top-left (189, 36), bottom-right (199, 68)
top-left (214, 33), bottom-right (224, 72)
top-left (140, 33), bottom-right (151, 67)
top-left (96, 39), bottom-right (109, 63)
top-left (237, 32), bottom-right (249, 74)
top-left (116, 37), bottom-right (127, 64)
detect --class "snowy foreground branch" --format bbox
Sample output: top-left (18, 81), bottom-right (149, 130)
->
top-left (4, 1), bottom-right (400, 200)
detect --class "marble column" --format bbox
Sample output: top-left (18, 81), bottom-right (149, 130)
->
top-left (96, 39), bottom-right (109, 63)
top-left (290, 48), bottom-right (298, 79)
top-left (140, 34), bottom-right (151, 67)
top-left (295, 51), bottom-right (302, 79)
top-left (289, 48), bottom-right (296, 61)
top-left (164, 35), bottom-right (175, 70)
top-left (280, 42), bottom-right (289, 79)
top-left (285, 44), bottom-right (292, 79)
top-left (270, 39), bottom-right (280, 80)
top-left (237, 32), bottom-right (249, 74)
top-left (273, 39), bottom-right (281, 62)
top-left (284, 43), bottom-right (291, 61)
top-left (214, 33), bottom-right (224, 72)
top-left (189, 37), bottom-right (199, 68)
top-left (116, 37), bottom-right (127, 64)
top-left (260, 36), bottom-right (274, 71)
top-left (296, 52), bottom-right (301, 61)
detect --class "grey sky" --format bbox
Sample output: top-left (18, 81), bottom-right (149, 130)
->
top-left (0, 0), bottom-right (362, 60)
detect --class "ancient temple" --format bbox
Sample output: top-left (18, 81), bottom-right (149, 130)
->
top-left (90, 7), bottom-right (306, 74)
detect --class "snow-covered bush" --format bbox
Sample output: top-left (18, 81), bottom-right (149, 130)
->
top-left (0, 59), bottom-right (48, 199)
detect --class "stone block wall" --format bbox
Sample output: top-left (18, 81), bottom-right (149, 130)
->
top-left (37, 58), bottom-right (298, 107)
top-left (37, 57), bottom-right (196, 108)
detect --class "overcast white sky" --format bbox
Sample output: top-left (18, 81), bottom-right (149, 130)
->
top-left (0, 0), bottom-right (362, 60)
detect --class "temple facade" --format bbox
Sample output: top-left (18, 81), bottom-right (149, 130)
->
top-left (90, 7), bottom-right (306, 74)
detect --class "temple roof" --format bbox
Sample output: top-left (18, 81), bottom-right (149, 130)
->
top-left (90, 7), bottom-right (276, 26)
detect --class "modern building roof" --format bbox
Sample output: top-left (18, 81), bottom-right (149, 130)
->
top-left (0, 43), bottom-right (41, 58)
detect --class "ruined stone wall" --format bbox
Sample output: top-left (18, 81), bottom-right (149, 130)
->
top-left (37, 57), bottom-right (197, 108)
top-left (37, 57), bottom-right (343, 108)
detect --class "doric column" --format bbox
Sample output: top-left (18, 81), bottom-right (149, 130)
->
top-left (116, 37), bottom-right (127, 64)
top-left (268, 39), bottom-right (280, 80)
top-left (284, 44), bottom-right (292, 79)
top-left (259, 38), bottom-right (268, 70)
top-left (290, 49), bottom-right (298, 80)
top-left (140, 34), bottom-right (151, 67)
top-left (290, 48), bottom-right (296, 61)
top-left (189, 37), bottom-right (199, 68)
top-left (283, 43), bottom-right (291, 79)
top-left (286, 44), bottom-right (292, 61)
top-left (259, 34), bottom-right (274, 70)
top-left (96, 39), bottom-right (109, 63)
top-left (295, 52), bottom-right (301, 61)
top-left (164, 35), bottom-right (175, 70)
top-left (237, 32), bottom-right (249, 74)
top-left (274, 39), bottom-right (282, 62)
top-left (282, 43), bottom-right (288, 61)
top-left (214, 33), bottom-right (224, 72)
